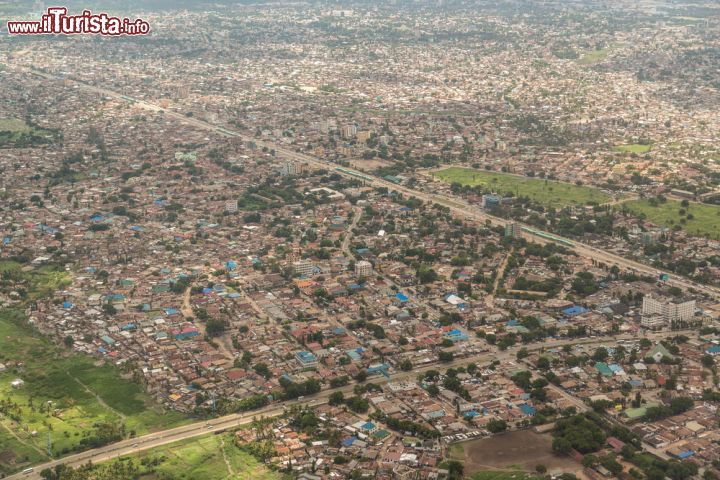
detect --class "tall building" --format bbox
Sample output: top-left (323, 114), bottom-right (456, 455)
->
top-left (641, 294), bottom-right (695, 327)
top-left (279, 162), bottom-right (302, 176)
top-left (341, 124), bottom-right (357, 139)
top-left (355, 260), bottom-right (373, 277)
top-left (505, 222), bottom-right (522, 239)
top-left (293, 259), bottom-right (315, 276)
top-left (225, 200), bottom-right (238, 213)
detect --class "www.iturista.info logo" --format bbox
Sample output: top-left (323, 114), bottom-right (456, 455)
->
top-left (7, 7), bottom-right (150, 35)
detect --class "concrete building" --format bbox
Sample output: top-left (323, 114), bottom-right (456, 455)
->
top-left (293, 259), bottom-right (315, 276)
top-left (641, 294), bottom-right (695, 326)
top-left (505, 222), bottom-right (522, 239)
top-left (355, 260), bottom-right (373, 277)
top-left (641, 314), bottom-right (666, 330)
top-left (280, 162), bottom-right (303, 176)
top-left (341, 124), bottom-right (357, 139)
top-left (225, 200), bottom-right (238, 213)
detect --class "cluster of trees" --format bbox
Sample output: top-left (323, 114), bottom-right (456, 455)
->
top-left (571, 271), bottom-right (599, 295)
top-left (374, 412), bottom-right (439, 439)
top-left (40, 460), bottom-right (141, 480)
top-left (77, 421), bottom-right (127, 450)
top-left (217, 394), bottom-right (269, 415)
top-left (644, 397), bottom-right (694, 421)
top-left (552, 414), bottom-right (606, 454)
top-left (510, 370), bottom-right (548, 402)
top-left (328, 392), bottom-right (369, 413)
top-left (346, 319), bottom-right (385, 339)
top-left (279, 377), bottom-right (321, 400)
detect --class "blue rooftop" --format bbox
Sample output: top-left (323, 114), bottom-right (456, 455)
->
top-left (519, 404), bottom-right (536, 416)
top-left (395, 292), bottom-right (409, 302)
top-left (563, 306), bottom-right (588, 316)
top-left (296, 351), bottom-right (318, 364)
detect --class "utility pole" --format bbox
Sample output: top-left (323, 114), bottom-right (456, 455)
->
top-left (47, 431), bottom-right (52, 457)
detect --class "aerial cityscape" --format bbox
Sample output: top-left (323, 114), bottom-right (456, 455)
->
top-left (0, 0), bottom-right (719, 479)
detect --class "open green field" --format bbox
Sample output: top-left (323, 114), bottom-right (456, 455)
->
top-left (0, 118), bottom-right (57, 148)
top-left (613, 144), bottom-right (652, 154)
top-left (0, 262), bottom-right (189, 475)
top-left (623, 198), bottom-right (720, 239)
top-left (576, 48), bottom-right (610, 65)
top-left (433, 167), bottom-right (611, 208)
top-left (99, 433), bottom-right (284, 480)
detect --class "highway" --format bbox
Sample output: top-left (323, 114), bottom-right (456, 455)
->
top-left (6, 330), bottom-right (691, 479)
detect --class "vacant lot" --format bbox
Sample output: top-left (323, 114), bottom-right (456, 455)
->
top-left (451, 430), bottom-right (580, 476)
top-left (433, 167), bottom-right (611, 208)
top-left (623, 198), bottom-right (720, 239)
top-left (102, 433), bottom-right (284, 480)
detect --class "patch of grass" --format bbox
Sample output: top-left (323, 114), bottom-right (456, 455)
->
top-left (102, 433), bottom-right (284, 480)
top-left (433, 167), bottom-right (611, 208)
top-left (623, 198), bottom-right (720, 239)
top-left (0, 118), bottom-right (57, 148)
top-left (613, 144), bottom-right (652, 154)
top-left (449, 442), bottom-right (465, 460)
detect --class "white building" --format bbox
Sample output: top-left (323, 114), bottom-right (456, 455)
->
top-left (293, 259), bottom-right (315, 276)
top-left (641, 294), bottom-right (695, 326)
top-left (355, 260), bottom-right (373, 278)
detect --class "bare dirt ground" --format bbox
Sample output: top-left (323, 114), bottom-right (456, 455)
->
top-left (348, 158), bottom-right (393, 170)
top-left (455, 430), bottom-right (582, 475)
